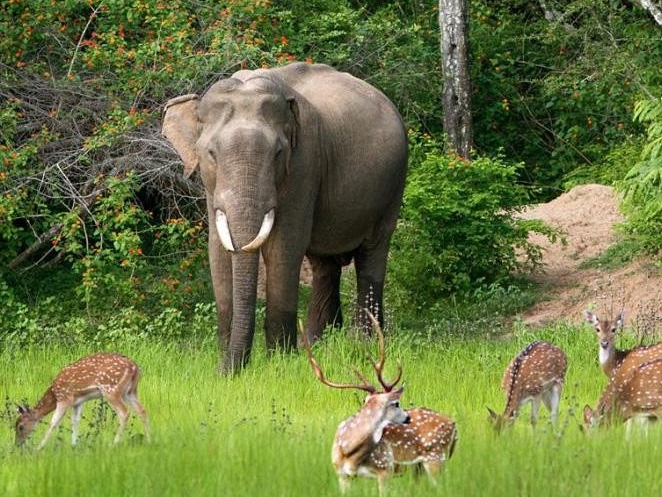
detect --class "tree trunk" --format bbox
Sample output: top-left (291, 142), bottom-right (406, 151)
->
top-left (635, 0), bottom-right (662, 26)
top-left (439, 0), bottom-right (473, 158)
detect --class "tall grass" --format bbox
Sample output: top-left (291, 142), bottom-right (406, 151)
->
top-left (2, 323), bottom-right (661, 497)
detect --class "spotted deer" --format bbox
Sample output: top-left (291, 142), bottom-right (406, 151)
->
top-left (380, 407), bottom-right (457, 483)
top-left (488, 341), bottom-right (568, 431)
top-left (583, 357), bottom-right (662, 436)
top-left (302, 312), bottom-right (457, 495)
top-left (583, 310), bottom-right (662, 378)
top-left (15, 352), bottom-right (150, 449)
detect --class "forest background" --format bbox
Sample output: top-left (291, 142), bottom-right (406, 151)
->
top-left (1, 0), bottom-right (660, 344)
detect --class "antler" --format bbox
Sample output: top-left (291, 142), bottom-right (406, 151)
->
top-left (299, 321), bottom-right (376, 394)
top-left (365, 310), bottom-right (403, 392)
top-left (299, 313), bottom-right (403, 394)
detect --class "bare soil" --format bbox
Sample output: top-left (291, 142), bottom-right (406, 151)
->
top-left (517, 184), bottom-right (661, 330)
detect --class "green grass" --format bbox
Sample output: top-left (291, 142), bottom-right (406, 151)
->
top-left (2, 324), bottom-right (662, 497)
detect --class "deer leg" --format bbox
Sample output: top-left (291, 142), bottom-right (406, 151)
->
top-left (376, 474), bottom-right (386, 497)
top-left (423, 461), bottom-right (442, 484)
top-left (547, 384), bottom-right (562, 424)
top-left (105, 394), bottom-right (130, 444)
top-left (530, 398), bottom-right (541, 427)
top-left (625, 418), bottom-right (635, 440)
top-left (71, 403), bottom-right (84, 446)
top-left (337, 475), bottom-right (350, 494)
top-left (38, 403), bottom-right (69, 450)
top-left (125, 391), bottom-right (150, 441)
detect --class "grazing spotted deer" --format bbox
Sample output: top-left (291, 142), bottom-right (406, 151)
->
top-left (15, 352), bottom-right (150, 449)
top-left (488, 341), bottom-right (568, 431)
top-left (583, 357), bottom-right (662, 436)
top-left (302, 312), bottom-right (457, 495)
top-left (583, 310), bottom-right (662, 378)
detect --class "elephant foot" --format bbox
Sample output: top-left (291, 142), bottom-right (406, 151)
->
top-left (219, 351), bottom-right (250, 375)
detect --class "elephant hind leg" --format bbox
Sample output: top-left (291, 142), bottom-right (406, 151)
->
top-left (306, 255), bottom-right (343, 342)
top-left (353, 242), bottom-right (388, 336)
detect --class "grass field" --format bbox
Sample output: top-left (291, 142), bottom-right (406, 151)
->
top-left (2, 323), bottom-right (661, 497)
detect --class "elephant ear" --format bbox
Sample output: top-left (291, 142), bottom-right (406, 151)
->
top-left (287, 96), bottom-right (300, 149)
top-left (285, 96), bottom-right (300, 174)
top-left (162, 94), bottom-right (200, 179)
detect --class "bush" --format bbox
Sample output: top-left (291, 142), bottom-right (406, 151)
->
top-left (616, 98), bottom-right (662, 262)
top-left (389, 133), bottom-right (557, 308)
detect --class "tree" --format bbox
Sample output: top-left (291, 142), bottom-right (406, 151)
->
top-left (635, 0), bottom-right (662, 25)
top-left (439, 0), bottom-right (473, 157)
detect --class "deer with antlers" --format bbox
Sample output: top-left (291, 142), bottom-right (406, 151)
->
top-left (15, 352), bottom-right (150, 449)
top-left (302, 312), bottom-right (457, 495)
top-left (488, 341), bottom-right (567, 431)
top-left (583, 357), bottom-right (662, 436)
top-left (583, 310), bottom-right (662, 378)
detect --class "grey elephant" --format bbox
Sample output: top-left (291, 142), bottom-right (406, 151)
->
top-left (162, 62), bottom-right (407, 373)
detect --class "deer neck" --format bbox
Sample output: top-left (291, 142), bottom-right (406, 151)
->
top-left (337, 407), bottom-right (390, 465)
top-left (599, 345), bottom-right (625, 376)
top-left (502, 395), bottom-right (520, 421)
top-left (31, 387), bottom-right (57, 421)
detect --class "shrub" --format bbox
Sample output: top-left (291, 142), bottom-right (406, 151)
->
top-left (389, 133), bottom-right (557, 308)
top-left (616, 98), bottom-right (662, 262)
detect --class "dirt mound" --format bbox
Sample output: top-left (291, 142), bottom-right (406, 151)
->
top-left (517, 184), bottom-right (661, 330)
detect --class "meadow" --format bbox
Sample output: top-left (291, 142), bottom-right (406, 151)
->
top-left (2, 322), bottom-right (661, 497)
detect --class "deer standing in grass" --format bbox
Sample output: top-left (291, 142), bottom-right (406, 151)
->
top-left (583, 357), bottom-right (662, 436)
top-left (583, 310), bottom-right (662, 378)
top-left (302, 312), bottom-right (457, 495)
top-left (488, 341), bottom-right (567, 431)
top-left (15, 352), bottom-right (150, 449)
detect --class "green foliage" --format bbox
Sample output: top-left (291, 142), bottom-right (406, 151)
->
top-left (471, 0), bottom-right (659, 198)
top-left (616, 98), bottom-right (662, 261)
top-left (390, 133), bottom-right (558, 307)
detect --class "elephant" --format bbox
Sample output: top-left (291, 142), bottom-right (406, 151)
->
top-left (162, 62), bottom-right (407, 374)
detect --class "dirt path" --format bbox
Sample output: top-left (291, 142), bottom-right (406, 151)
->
top-left (517, 184), bottom-right (661, 331)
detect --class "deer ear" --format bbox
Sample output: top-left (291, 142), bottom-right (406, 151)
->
top-left (583, 310), bottom-right (597, 325)
top-left (162, 94), bottom-right (200, 179)
top-left (616, 313), bottom-right (624, 327)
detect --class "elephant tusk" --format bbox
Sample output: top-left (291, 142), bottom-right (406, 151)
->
top-left (240, 209), bottom-right (275, 252)
top-left (215, 210), bottom-right (235, 252)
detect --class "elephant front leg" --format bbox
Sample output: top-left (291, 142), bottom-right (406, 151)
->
top-left (263, 252), bottom-right (304, 354)
top-left (306, 255), bottom-right (343, 342)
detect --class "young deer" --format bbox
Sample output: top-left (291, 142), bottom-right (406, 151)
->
top-left (488, 341), bottom-right (567, 431)
top-left (583, 357), bottom-right (662, 436)
top-left (15, 352), bottom-right (150, 449)
top-left (302, 312), bottom-right (457, 495)
top-left (583, 310), bottom-right (662, 378)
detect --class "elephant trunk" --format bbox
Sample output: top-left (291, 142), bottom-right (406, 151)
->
top-left (221, 251), bottom-right (260, 374)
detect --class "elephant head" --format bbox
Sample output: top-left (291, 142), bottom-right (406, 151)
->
top-left (163, 77), bottom-right (299, 253)
top-left (162, 75), bottom-right (301, 372)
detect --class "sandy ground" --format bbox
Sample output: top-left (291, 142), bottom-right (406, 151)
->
top-left (516, 184), bottom-right (660, 332)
